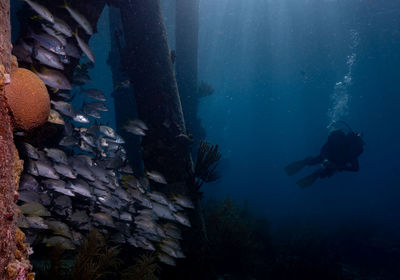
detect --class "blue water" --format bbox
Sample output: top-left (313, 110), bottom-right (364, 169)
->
top-left (194, 0), bottom-right (400, 232)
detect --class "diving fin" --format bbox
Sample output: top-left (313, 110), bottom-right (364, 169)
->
top-left (296, 172), bottom-right (319, 188)
top-left (285, 159), bottom-right (308, 176)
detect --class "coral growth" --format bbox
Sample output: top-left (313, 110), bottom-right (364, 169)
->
top-left (4, 68), bottom-right (50, 130)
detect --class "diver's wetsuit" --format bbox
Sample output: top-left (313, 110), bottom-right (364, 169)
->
top-left (307, 130), bottom-right (363, 178)
top-left (285, 129), bottom-right (364, 187)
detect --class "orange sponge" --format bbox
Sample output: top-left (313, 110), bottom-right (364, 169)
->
top-left (4, 68), bottom-right (50, 130)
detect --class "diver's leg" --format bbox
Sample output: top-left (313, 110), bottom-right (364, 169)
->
top-left (305, 155), bottom-right (324, 165)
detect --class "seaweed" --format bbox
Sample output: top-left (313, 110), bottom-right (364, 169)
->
top-left (34, 230), bottom-right (121, 280)
top-left (71, 230), bottom-right (121, 280)
top-left (34, 245), bottom-right (70, 280)
top-left (121, 253), bottom-right (160, 280)
top-left (190, 141), bottom-right (222, 192)
top-left (204, 198), bottom-right (271, 280)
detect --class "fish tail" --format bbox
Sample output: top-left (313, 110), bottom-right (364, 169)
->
top-left (60, 0), bottom-right (68, 8)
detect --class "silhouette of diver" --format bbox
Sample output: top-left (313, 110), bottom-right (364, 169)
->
top-left (285, 123), bottom-right (364, 187)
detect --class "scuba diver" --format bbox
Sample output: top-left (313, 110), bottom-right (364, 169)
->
top-left (285, 121), bottom-right (364, 188)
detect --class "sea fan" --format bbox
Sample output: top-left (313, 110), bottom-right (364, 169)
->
top-left (121, 253), bottom-right (160, 280)
top-left (71, 230), bottom-right (121, 280)
top-left (190, 141), bottom-right (222, 192)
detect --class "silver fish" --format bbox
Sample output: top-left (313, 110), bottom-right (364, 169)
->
top-left (135, 236), bottom-right (155, 251)
top-left (41, 178), bottom-right (66, 189)
top-left (40, 23), bottom-right (67, 46)
top-left (91, 213), bottom-right (115, 228)
top-left (74, 32), bottom-right (95, 63)
top-left (97, 195), bottom-right (120, 209)
top-left (99, 125), bottom-right (117, 138)
top-left (51, 100), bottom-right (75, 117)
top-left (158, 253), bottom-right (176, 266)
top-left (152, 202), bottom-right (175, 221)
top-left (68, 179), bottom-right (92, 198)
top-left (114, 188), bottom-right (131, 202)
top-left (128, 119), bottom-right (148, 131)
top-left (18, 190), bottom-right (40, 203)
top-left (26, 216), bottom-right (49, 229)
top-left (32, 46), bottom-right (64, 70)
top-left (73, 113), bottom-right (90, 124)
top-left (53, 163), bottom-right (77, 179)
top-left (79, 140), bottom-right (95, 153)
top-left (39, 193), bottom-right (51, 206)
top-left (27, 29), bottom-right (65, 55)
top-left (59, 136), bottom-right (78, 147)
top-left (48, 109), bottom-right (65, 125)
top-left (83, 88), bottom-right (106, 101)
top-left (160, 243), bottom-right (179, 258)
top-left (124, 124), bottom-right (146, 136)
top-left (80, 133), bottom-right (96, 147)
top-left (53, 16), bottom-right (73, 37)
top-left (44, 148), bottom-right (68, 164)
top-left (20, 142), bottom-right (39, 159)
top-left (162, 223), bottom-right (182, 240)
top-left (36, 160), bottom-right (60, 179)
top-left (86, 101), bottom-right (108, 112)
top-left (24, 0), bottom-right (54, 23)
top-left (59, 55), bottom-right (70, 64)
top-left (53, 195), bottom-right (72, 209)
top-left (83, 104), bottom-right (101, 119)
top-left (146, 170), bottom-right (168, 184)
top-left (43, 236), bottom-right (76, 250)
top-left (173, 212), bottom-right (191, 227)
top-left (19, 202), bottom-right (50, 216)
top-left (36, 67), bottom-right (72, 90)
top-left (147, 191), bottom-right (169, 206)
top-left (69, 158), bottom-right (96, 181)
top-left (65, 41), bottom-right (81, 58)
top-left (19, 174), bottom-right (39, 191)
top-left (64, 3), bottom-right (93, 35)
top-left (89, 165), bottom-right (109, 183)
top-left (119, 212), bottom-right (133, 222)
top-left (171, 194), bottom-right (195, 209)
top-left (44, 220), bottom-right (72, 239)
top-left (70, 210), bottom-right (89, 225)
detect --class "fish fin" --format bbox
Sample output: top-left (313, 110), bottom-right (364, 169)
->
top-left (30, 15), bottom-right (40, 21)
top-left (31, 41), bottom-right (40, 58)
top-left (72, 27), bottom-right (78, 37)
top-left (50, 87), bottom-right (59, 94)
top-left (60, 0), bottom-right (68, 8)
top-left (30, 65), bottom-right (38, 73)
